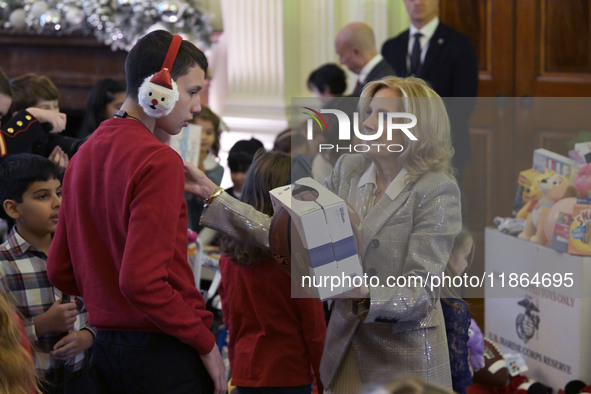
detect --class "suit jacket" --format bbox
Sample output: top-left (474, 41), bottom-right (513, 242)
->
top-left (319, 154), bottom-right (459, 388)
top-left (201, 153), bottom-right (461, 389)
top-left (351, 59), bottom-right (395, 97)
top-left (381, 22), bottom-right (478, 167)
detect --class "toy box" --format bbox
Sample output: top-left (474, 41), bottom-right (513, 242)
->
top-left (485, 229), bottom-right (591, 389)
top-left (270, 177), bottom-right (363, 299)
top-left (568, 197), bottom-right (591, 256)
top-left (532, 148), bottom-right (584, 182)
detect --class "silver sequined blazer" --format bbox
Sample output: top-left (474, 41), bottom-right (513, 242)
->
top-left (201, 153), bottom-right (461, 389)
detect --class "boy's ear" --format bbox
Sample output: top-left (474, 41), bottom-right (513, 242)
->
top-left (2, 199), bottom-right (20, 220)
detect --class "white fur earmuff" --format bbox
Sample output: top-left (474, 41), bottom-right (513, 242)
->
top-left (138, 68), bottom-right (179, 118)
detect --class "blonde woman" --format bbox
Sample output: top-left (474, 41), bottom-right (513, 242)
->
top-left (186, 77), bottom-right (462, 392)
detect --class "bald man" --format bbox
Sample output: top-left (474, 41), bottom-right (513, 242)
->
top-left (335, 22), bottom-right (394, 96)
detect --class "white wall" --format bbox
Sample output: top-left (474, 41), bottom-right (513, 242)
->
top-left (202, 0), bottom-right (411, 188)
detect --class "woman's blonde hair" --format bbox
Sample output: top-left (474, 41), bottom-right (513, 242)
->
top-left (0, 292), bottom-right (38, 394)
top-left (360, 76), bottom-right (455, 184)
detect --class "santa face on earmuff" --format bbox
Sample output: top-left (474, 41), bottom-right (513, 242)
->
top-left (138, 68), bottom-right (180, 118)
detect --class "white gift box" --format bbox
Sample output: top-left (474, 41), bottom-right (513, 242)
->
top-left (270, 177), bottom-right (363, 299)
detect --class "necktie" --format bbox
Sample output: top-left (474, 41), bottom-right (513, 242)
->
top-left (354, 79), bottom-right (362, 93)
top-left (409, 32), bottom-right (422, 76)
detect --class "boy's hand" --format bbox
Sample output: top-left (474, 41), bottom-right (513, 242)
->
top-left (200, 345), bottom-right (227, 394)
top-left (25, 107), bottom-right (67, 134)
top-left (184, 162), bottom-right (216, 199)
top-left (51, 330), bottom-right (94, 360)
top-left (34, 300), bottom-right (77, 337)
top-left (48, 145), bottom-right (69, 172)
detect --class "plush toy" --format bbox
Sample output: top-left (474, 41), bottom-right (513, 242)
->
top-left (187, 229), bottom-right (198, 244)
top-left (518, 171), bottom-right (578, 245)
top-left (573, 163), bottom-right (591, 197)
top-left (467, 319), bottom-right (485, 372)
top-left (509, 375), bottom-right (552, 394)
top-left (516, 169), bottom-right (543, 220)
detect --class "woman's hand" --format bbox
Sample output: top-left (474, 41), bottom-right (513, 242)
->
top-left (184, 162), bottom-right (216, 199)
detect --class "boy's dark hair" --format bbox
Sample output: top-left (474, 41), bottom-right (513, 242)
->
top-left (0, 154), bottom-right (61, 220)
top-left (79, 78), bottom-right (126, 138)
top-left (125, 30), bottom-right (208, 101)
top-left (0, 68), bottom-right (12, 98)
top-left (227, 138), bottom-right (264, 173)
top-left (307, 63), bottom-right (347, 96)
top-left (9, 74), bottom-right (59, 113)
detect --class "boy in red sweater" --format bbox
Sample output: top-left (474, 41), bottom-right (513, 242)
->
top-left (47, 30), bottom-right (226, 394)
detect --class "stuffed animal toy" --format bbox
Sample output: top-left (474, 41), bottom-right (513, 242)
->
top-left (516, 169), bottom-right (543, 220)
top-left (518, 171), bottom-right (578, 245)
top-left (509, 375), bottom-right (553, 394)
top-left (467, 319), bottom-right (485, 372)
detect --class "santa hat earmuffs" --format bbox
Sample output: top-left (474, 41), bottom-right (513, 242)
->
top-left (138, 34), bottom-right (183, 118)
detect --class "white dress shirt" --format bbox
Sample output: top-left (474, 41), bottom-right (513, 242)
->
top-left (407, 17), bottom-right (440, 71)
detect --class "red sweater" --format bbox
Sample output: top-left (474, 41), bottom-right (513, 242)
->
top-left (47, 118), bottom-right (214, 354)
top-left (219, 254), bottom-right (326, 390)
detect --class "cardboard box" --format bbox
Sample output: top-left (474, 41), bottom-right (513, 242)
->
top-left (532, 148), bottom-right (584, 182)
top-left (270, 177), bottom-right (363, 299)
top-left (485, 229), bottom-right (591, 390)
top-left (549, 212), bottom-right (572, 253)
top-left (568, 197), bottom-right (591, 256)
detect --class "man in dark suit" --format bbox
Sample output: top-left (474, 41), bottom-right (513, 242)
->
top-left (381, 0), bottom-right (478, 186)
top-left (335, 22), bottom-right (394, 97)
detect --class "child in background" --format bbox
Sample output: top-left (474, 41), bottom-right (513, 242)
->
top-left (226, 138), bottom-right (264, 199)
top-left (195, 105), bottom-right (224, 185)
top-left (9, 74), bottom-right (61, 114)
top-left (0, 68), bottom-right (12, 122)
top-left (77, 78), bottom-right (126, 139)
top-left (307, 63), bottom-right (347, 104)
top-left (272, 128), bottom-right (313, 182)
top-left (0, 70), bottom-right (71, 164)
top-left (219, 151), bottom-right (326, 394)
top-left (440, 226), bottom-right (475, 394)
top-left (187, 105), bottom-right (224, 231)
top-left (0, 153), bottom-right (94, 394)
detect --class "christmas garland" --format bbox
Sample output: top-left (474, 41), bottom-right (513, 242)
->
top-left (0, 0), bottom-right (212, 51)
